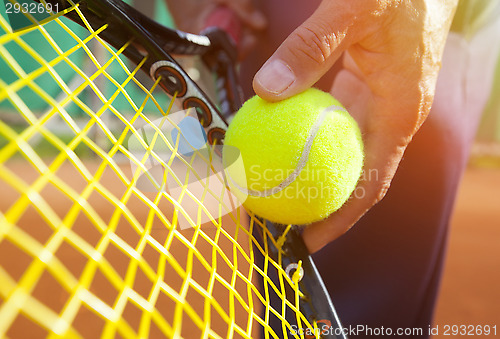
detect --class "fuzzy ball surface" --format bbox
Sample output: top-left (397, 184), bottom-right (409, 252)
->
top-left (223, 88), bottom-right (364, 225)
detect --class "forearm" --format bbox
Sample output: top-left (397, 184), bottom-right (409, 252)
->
top-left (163, 0), bottom-right (265, 33)
top-left (163, 0), bottom-right (207, 32)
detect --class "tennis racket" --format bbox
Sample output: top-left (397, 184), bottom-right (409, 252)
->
top-left (0, 0), bottom-right (347, 338)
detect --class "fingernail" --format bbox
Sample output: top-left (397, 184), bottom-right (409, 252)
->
top-left (255, 60), bottom-right (295, 95)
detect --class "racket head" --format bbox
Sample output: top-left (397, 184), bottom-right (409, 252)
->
top-left (0, 1), bottom-right (346, 338)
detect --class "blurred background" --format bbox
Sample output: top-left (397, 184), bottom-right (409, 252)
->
top-left (432, 1), bottom-right (500, 332)
top-left (432, 41), bottom-right (500, 337)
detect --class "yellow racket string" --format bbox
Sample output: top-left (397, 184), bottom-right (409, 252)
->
top-left (0, 3), bottom-right (321, 338)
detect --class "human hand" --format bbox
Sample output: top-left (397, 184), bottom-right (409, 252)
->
top-left (165, 0), bottom-right (266, 57)
top-left (251, 0), bottom-right (458, 253)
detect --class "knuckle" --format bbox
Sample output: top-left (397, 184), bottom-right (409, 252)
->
top-left (376, 182), bottom-right (391, 201)
top-left (291, 22), bottom-right (339, 66)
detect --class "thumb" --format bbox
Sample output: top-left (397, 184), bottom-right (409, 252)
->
top-left (253, 1), bottom-right (360, 101)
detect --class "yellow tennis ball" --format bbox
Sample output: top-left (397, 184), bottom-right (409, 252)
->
top-left (223, 88), bottom-right (364, 225)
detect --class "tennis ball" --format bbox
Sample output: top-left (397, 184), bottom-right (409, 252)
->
top-left (223, 88), bottom-right (364, 225)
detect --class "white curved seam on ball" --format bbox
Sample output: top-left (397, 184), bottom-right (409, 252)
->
top-left (230, 105), bottom-right (346, 197)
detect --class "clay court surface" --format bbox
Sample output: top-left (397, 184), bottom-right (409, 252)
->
top-left (432, 166), bottom-right (500, 338)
